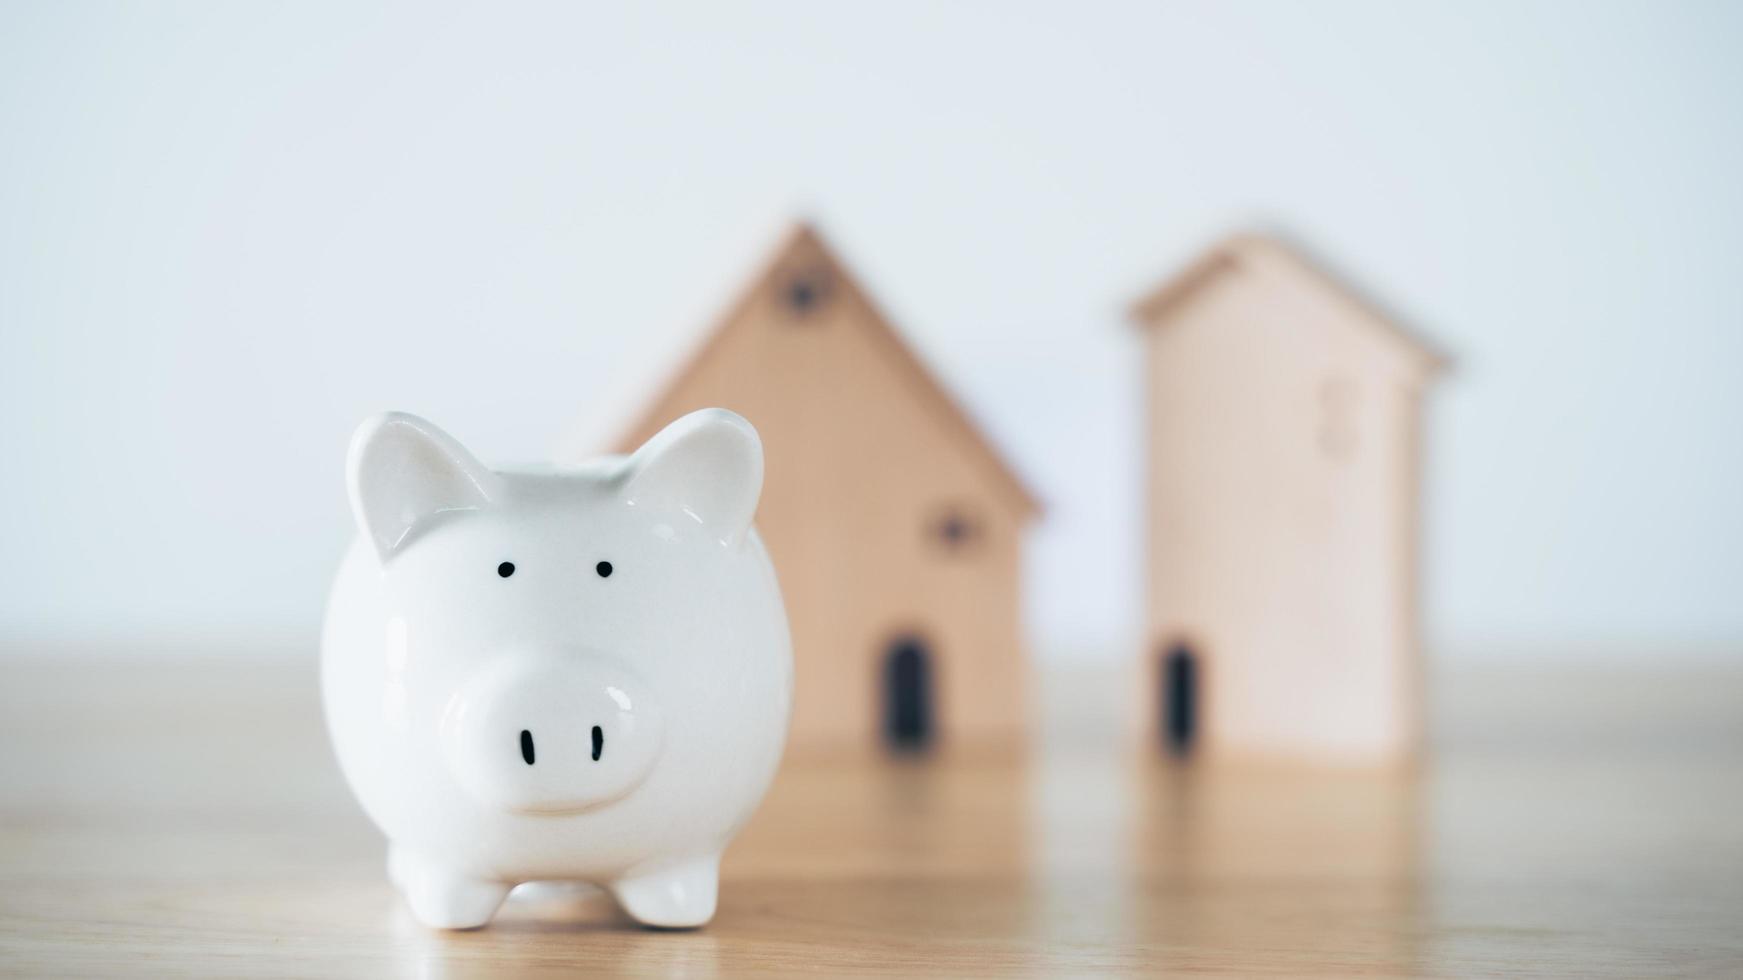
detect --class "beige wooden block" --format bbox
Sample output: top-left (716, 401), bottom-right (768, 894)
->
top-left (1133, 234), bottom-right (1446, 766)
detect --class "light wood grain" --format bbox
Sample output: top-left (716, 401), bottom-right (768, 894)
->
top-left (2, 653), bottom-right (1741, 977)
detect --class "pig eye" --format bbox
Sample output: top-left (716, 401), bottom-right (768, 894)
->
top-left (497, 562), bottom-right (515, 578)
top-left (595, 561), bottom-right (613, 578)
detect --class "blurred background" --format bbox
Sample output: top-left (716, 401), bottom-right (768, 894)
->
top-left (3, 0), bottom-right (1740, 665)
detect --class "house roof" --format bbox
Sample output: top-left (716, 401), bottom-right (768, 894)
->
top-left (1129, 233), bottom-right (1452, 375)
top-left (592, 221), bottom-right (1042, 519)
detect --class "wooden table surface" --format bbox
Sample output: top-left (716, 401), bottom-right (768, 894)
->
top-left (2, 653), bottom-right (1741, 978)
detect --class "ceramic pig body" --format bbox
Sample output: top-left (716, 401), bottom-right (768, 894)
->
top-left (321, 409), bottom-right (792, 930)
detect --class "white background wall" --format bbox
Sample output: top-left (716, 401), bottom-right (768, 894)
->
top-left (3, 1), bottom-right (1739, 660)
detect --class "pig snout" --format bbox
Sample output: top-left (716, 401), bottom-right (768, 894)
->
top-left (440, 655), bottom-right (666, 815)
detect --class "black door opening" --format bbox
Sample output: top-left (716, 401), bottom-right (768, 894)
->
top-left (883, 637), bottom-right (934, 752)
top-left (1162, 642), bottom-right (1198, 756)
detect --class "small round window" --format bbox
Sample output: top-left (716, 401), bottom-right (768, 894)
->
top-left (782, 269), bottom-right (831, 317)
top-left (928, 505), bottom-right (984, 555)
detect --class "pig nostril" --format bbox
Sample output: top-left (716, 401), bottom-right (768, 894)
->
top-left (520, 730), bottom-right (535, 766)
top-left (591, 725), bottom-right (603, 762)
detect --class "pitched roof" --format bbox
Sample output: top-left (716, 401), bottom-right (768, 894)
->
top-left (597, 221), bottom-right (1042, 519)
top-left (1130, 233), bottom-right (1451, 375)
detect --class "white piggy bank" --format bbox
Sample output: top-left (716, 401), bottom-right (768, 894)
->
top-left (321, 408), bottom-right (792, 930)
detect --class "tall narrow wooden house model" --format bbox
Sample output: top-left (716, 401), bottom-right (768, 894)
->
top-left (572, 224), bottom-right (1038, 753)
top-left (1133, 235), bottom-right (1444, 766)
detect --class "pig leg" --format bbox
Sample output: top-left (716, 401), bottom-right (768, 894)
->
top-left (610, 854), bottom-right (720, 928)
top-left (388, 844), bottom-right (512, 930)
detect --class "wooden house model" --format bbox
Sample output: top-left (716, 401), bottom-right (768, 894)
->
top-left (1132, 234), bottom-right (1445, 766)
top-left (568, 223), bottom-right (1039, 754)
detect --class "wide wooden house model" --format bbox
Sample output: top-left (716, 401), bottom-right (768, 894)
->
top-left (571, 223), bottom-right (1038, 754)
top-left (1132, 234), bottom-right (1444, 766)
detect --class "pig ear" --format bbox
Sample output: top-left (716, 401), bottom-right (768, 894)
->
top-left (346, 412), bottom-right (501, 562)
top-left (621, 408), bottom-right (763, 547)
